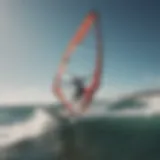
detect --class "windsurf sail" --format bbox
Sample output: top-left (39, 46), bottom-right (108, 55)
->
top-left (53, 10), bottom-right (103, 114)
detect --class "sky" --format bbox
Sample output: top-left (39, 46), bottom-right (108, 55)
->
top-left (0, 0), bottom-right (159, 104)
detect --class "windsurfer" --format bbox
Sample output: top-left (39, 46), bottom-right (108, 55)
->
top-left (52, 11), bottom-right (103, 116)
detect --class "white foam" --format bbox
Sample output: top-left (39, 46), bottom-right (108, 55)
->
top-left (81, 95), bottom-right (160, 118)
top-left (141, 96), bottom-right (160, 115)
top-left (0, 108), bottom-right (59, 149)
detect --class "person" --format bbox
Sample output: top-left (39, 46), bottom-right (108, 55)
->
top-left (71, 76), bottom-right (85, 100)
top-left (65, 74), bottom-right (91, 101)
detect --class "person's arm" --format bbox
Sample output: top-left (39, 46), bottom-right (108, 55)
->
top-left (81, 15), bottom-right (103, 112)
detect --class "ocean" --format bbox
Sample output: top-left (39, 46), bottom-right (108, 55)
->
top-left (0, 91), bottom-right (160, 160)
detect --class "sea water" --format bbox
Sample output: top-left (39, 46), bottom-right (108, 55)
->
top-left (0, 94), bottom-right (160, 160)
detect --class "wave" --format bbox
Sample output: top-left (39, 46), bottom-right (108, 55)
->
top-left (0, 108), bottom-right (59, 149)
top-left (82, 93), bottom-right (160, 118)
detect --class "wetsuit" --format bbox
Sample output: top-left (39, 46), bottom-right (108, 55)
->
top-left (71, 77), bottom-right (85, 100)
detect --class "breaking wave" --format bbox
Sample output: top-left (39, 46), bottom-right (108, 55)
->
top-left (0, 108), bottom-right (59, 149)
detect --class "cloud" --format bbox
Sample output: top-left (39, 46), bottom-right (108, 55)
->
top-left (1, 79), bottom-right (158, 106)
top-left (0, 84), bottom-right (133, 105)
top-left (95, 83), bottom-right (147, 101)
top-left (0, 83), bottom-right (75, 105)
top-left (0, 84), bottom-right (111, 105)
top-left (0, 86), bottom-right (57, 105)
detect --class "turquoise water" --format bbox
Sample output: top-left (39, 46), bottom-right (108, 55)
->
top-left (0, 106), bottom-right (34, 125)
top-left (61, 117), bottom-right (160, 160)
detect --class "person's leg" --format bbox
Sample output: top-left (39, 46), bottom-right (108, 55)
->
top-left (73, 87), bottom-right (84, 101)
